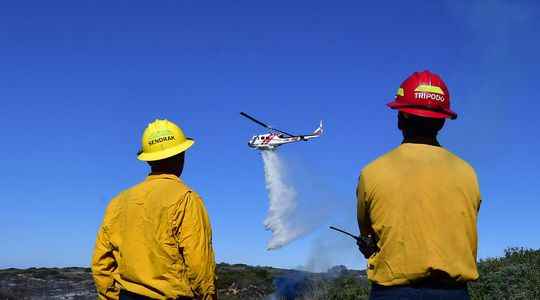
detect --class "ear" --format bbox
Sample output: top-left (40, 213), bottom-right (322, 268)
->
top-left (398, 112), bottom-right (405, 130)
top-left (436, 118), bottom-right (446, 132)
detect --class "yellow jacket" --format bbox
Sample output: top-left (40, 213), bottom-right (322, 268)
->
top-left (92, 174), bottom-right (216, 300)
top-left (357, 143), bottom-right (481, 286)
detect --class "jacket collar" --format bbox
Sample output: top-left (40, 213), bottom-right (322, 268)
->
top-left (146, 173), bottom-right (180, 181)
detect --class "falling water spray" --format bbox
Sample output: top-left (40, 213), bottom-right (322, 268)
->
top-left (261, 150), bottom-right (304, 250)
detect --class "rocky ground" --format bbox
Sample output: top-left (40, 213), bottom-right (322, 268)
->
top-left (0, 264), bottom-right (366, 300)
top-left (1, 248), bottom-right (538, 299)
top-left (0, 267), bottom-right (96, 300)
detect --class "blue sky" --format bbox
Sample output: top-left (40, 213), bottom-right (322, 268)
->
top-left (1, 0), bottom-right (539, 270)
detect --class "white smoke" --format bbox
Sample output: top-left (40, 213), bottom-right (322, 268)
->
top-left (261, 150), bottom-right (305, 250)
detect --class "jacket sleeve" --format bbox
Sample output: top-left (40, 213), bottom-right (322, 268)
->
top-left (176, 191), bottom-right (217, 299)
top-left (356, 172), bottom-right (372, 237)
top-left (91, 201), bottom-right (120, 300)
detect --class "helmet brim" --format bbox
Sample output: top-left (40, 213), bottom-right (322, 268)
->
top-left (137, 139), bottom-right (194, 161)
top-left (387, 101), bottom-right (457, 120)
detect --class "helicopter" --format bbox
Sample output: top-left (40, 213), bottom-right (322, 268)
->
top-left (240, 112), bottom-right (323, 150)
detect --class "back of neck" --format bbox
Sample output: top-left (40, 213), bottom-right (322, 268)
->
top-left (402, 136), bottom-right (441, 147)
top-left (149, 169), bottom-right (181, 177)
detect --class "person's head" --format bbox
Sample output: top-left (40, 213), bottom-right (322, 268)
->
top-left (386, 70), bottom-right (457, 138)
top-left (397, 111), bottom-right (445, 139)
top-left (136, 119), bottom-right (195, 177)
top-left (147, 152), bottom-right (185, 177)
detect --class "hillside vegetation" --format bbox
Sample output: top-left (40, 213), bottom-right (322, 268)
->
top-left (469, 247), bottom-right (540, 300)
top-left (0, 248), bottom-right (538, 299)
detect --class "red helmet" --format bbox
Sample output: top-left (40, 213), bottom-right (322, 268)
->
top-left (387, 70), bottom-right (457, 119)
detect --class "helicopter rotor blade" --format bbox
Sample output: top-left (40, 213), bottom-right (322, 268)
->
top-left (240, 112), bottom-right (271, 129)
top-left (240, 112), bottom-right (296, 137)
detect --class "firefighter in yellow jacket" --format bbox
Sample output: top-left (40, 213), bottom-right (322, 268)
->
top-left (92, 119), bottom-right (217, 300)
top-left (357, 71), bottom-right (481, 299)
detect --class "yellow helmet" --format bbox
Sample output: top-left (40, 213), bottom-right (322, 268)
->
top-left (137, 119), bottom-right (194, 161)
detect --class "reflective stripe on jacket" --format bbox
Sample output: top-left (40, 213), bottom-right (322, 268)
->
top-left (92, 174), bottom-right (216, 300)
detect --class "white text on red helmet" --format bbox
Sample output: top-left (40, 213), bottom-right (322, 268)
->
top-left (414, 92), bottom-right (445, 102)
